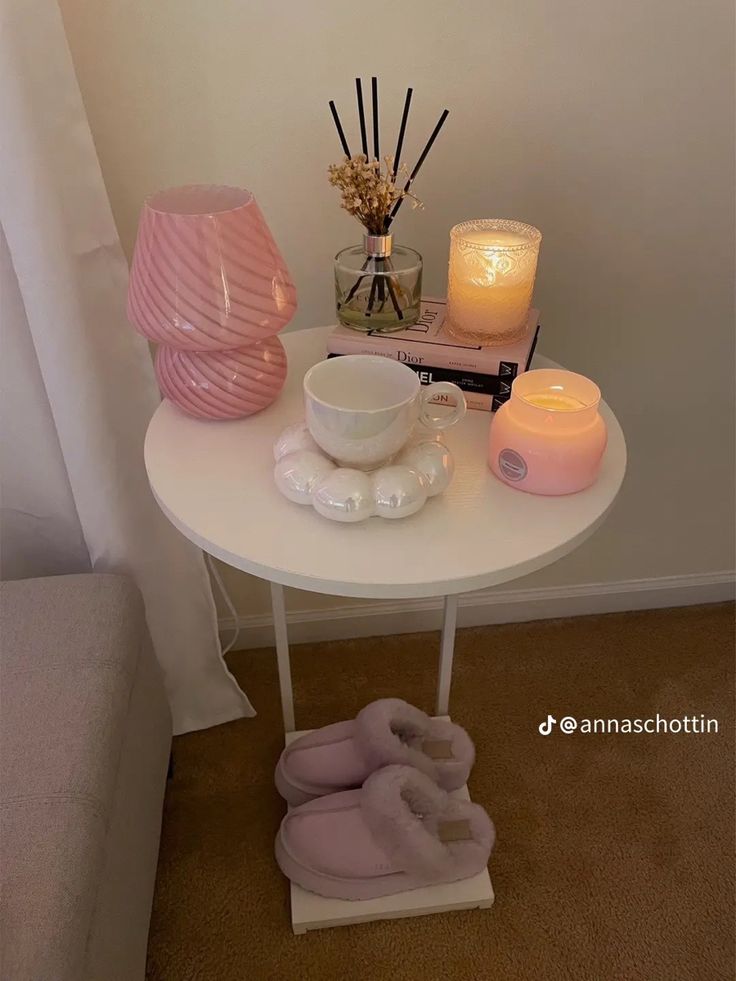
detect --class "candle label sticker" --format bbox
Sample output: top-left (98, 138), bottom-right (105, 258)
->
top-left (498, 448), bottom-right (527, 482)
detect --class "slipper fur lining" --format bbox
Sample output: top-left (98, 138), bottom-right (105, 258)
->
top-left (360, 765), bottom-right (494, 882)
top-left (354, 698), bottom-right (475, 790)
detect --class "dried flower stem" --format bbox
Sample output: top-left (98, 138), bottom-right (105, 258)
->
top-left (328, 154), bottom-right (422, 235)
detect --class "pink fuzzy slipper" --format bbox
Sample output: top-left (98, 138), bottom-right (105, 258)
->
top-left (275, 765), bottom-right (495, 900)
top-left (275, 698), bottom-right (475, 806)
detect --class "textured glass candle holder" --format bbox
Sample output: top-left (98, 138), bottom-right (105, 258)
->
top-left (335, 236), bottom-right (422, 333)
top-left (488, 368), bottom-right (607, 495)
top-left (447, 219), bottom-right (541, 347)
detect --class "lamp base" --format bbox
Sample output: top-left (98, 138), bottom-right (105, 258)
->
top-left (155, 337), bottom-right (287, 420)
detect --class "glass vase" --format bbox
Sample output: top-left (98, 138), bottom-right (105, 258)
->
top-left (335, 234), bottom-right (422, 333)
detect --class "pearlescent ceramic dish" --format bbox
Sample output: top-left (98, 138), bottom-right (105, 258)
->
top-left (273, 422), bottom-right (454, 522)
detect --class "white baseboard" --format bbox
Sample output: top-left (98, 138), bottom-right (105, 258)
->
top-left (219, 572), bottom-right (735, 651)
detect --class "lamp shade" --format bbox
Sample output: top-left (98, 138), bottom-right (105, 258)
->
top-left (127, 185), bottom-right (297, 351)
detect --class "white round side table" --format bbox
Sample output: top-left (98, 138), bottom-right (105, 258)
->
top-left (145, 326), bottom-right (626, 733)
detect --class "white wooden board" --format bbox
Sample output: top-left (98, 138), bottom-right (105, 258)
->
top-left (283, 726), bottom-right (495, 935)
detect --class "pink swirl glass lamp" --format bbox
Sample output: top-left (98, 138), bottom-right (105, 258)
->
top-left (127, 185), bottom-right (296, 419)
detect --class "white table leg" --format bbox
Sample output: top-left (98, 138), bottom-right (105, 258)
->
top-left (436, 594), bottom-right (459, 716)
top-left (270, 581), bottom-right (295, 732)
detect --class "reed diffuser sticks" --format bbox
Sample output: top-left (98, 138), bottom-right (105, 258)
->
top-left (328, 78), bottom-right (449, 327)
top-left (391, 87), bottom-right (412, 183)
top-left (385, 108), bottom-right (449, 230)
top-left (328, 100), bottom-right (351, 158)
top-left (328, 79), bottom-right (448, 220)
top-left (371, 76), bottom-right (380, 160)
top-left (355, 78), bottom-right (369, 159)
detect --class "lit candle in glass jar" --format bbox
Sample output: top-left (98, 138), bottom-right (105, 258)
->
top-left (447, 219), bottom-right (541, 347)
top-left (488, 369), bottom-right (607, 495)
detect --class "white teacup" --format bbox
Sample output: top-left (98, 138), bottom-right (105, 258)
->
top-left (303, 355), bottom-right (466, 470)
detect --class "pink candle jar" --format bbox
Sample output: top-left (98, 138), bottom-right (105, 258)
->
top-left (488, 369), bottom-right (607, 495)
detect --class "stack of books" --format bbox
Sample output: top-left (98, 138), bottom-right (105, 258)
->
top-left (327, 298), bottom-right (541, 411)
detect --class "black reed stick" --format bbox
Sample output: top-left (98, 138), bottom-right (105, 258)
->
top-left (355, 78), bottom-right (368, 158)
top-left (385, 108), bottom-right (449, 229)
top-left (340, 258), bottom-right (370, 308)
top-left (376, 254), bottom-right (385, 308)
top-left (371, 77), bottom-right (379, 160)
top-left (384, 267), bottom-right (404, 319)
top-left (328, 100), bottom-right (351, 157)
top-left (365, 273), bottom-right (379, 317)
top-left (391, 87), bottom-right (413, 182)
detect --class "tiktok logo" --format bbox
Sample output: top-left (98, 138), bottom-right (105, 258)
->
top-left (538, 715), bottom-right (557, 736)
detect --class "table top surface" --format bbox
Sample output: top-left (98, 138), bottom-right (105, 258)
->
top-left (145, 325), bottom-right (626, 599)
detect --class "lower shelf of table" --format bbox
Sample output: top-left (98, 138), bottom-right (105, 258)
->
top-left (284, 726), bottom-right (495, 935)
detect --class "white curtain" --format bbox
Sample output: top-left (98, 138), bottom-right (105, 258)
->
top-left (0, 0), bottom-right (255, 734)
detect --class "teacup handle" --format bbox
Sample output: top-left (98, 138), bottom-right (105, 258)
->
top-left (419, 382), bottom-right (467, 431)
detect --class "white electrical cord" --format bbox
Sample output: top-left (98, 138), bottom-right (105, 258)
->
top-left (206, 552), bottom-right (240, 656)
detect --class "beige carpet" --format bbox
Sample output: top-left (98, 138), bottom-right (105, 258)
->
top-left (146, 604), bottom-right (734, 981)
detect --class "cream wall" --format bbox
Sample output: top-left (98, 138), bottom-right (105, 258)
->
top-left (59, 0), bottom-right (735, 619)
